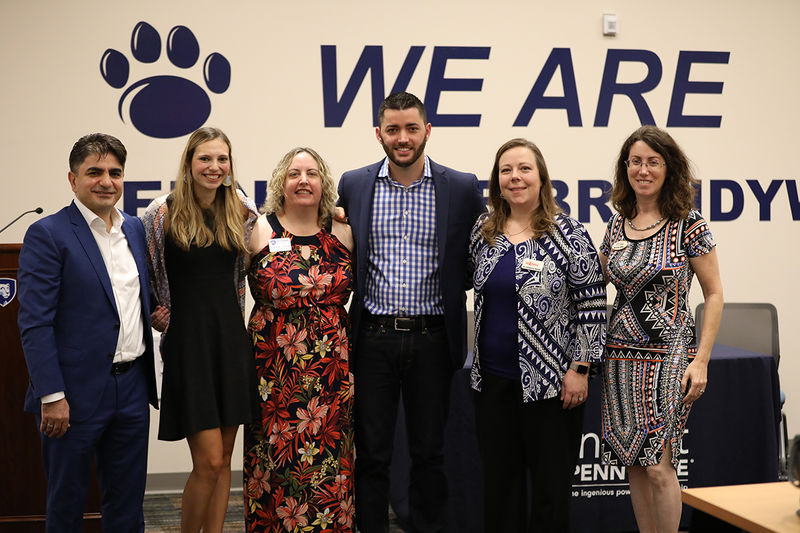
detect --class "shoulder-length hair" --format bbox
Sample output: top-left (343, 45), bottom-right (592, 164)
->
top-left (481, 138), bottom-right (561, 245)
top-left (168, 127), bottom-right (247, 253)
top-left (611, 125), bottom-right (698, 219)
top-left (262, 147), bottom-right (336, 227)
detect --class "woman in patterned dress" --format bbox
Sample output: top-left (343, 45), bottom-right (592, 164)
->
top-left (469, 138), bottom-right (607, 532)
top-left (599, 126), bottom-right (724, 533)
top-left (244, 147), bottom-right (355, 532)
top-left (142, 127), bottom-right (259, 533)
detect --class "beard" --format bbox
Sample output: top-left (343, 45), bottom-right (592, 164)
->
top-left (380, 135), bottom-right (427, 168)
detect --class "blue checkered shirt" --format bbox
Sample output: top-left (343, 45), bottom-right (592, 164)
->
top-left (364, 156), bottom-right (443, 316)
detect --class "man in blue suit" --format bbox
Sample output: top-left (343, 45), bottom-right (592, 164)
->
top-left (338, 92), bottom-right (485, 532)
top-left (18, 133), bottom-right (158, 532)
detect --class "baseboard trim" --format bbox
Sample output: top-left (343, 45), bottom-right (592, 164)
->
top-left (146, 471), bottom-right (244, 495)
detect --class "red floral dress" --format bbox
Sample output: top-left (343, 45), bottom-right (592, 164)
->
top-left (244, 214), bottom-right (354, 532)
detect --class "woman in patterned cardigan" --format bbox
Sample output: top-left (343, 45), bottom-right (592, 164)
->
top-left (469, 138), bottom-right (607, 532)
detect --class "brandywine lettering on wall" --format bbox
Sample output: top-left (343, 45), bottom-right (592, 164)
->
top-left (122, 178), bottom-right (800, 223)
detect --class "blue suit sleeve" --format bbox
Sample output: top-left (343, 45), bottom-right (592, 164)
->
top-left (468, 173), bottom-right (487, 221)
top-left (464, 173), bottom-right (487, 290)
top-left (18, 222), bottom-right (66, 399)
top-left (337, 172), bottom-right (350, 210)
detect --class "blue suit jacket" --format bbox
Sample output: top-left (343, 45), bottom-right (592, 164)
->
top-left (18, 202), bottom-right (158, 422)
top-left (338, 158), bottom-right (485, 369)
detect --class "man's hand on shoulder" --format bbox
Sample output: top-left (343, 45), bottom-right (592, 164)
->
top-left (41, 398), bottom-right (70, 438)
top-left (333, 206), bottom-right (348, 224)
top-left (331, 218), bottom-right (354, 252)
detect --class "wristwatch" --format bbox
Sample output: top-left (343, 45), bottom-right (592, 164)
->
top-left (569, 362), bottom-right (589, 375)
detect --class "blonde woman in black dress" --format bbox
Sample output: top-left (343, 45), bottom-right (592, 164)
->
top-left (142, 127), bottom-right (258, 533)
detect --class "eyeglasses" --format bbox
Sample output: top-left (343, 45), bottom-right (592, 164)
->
top-left (625, 158), bottom-right (665, 170)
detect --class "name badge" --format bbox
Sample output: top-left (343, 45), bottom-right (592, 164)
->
top-left (269, 237), bottom-right (292, 252)
top-left (522, 258), bottom-right (544, 271)
top-left (611, 240), bottom-right (628, 251)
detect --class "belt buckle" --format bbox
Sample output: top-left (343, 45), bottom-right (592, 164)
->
top-left (112, 360), bottom-right (133, 375)
top-left (393, 317), bottom-right (413, 332)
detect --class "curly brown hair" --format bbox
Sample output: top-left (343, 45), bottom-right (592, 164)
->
top-left (481, 138), bottom-right (561, 245)
top-left (611, 125), bottom-right (698, 219)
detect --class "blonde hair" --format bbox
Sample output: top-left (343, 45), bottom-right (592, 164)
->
top-left (482, 138), bottom-right (561, 245)
top-left (262, 147), bottom-right (336, 226)
top-left (168, 127), bottom-right (247, 253)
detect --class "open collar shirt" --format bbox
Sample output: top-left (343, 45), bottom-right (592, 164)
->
top-left (74, 199), bottom-right (146, 364)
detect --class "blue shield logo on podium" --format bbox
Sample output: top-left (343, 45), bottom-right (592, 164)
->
top-left (0, 278), bottom-right (17, 307)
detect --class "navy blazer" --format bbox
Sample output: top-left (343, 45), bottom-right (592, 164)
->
top-left (338, 158), bottom-right (485, 369)
top-left (18, 202), bottom-right (158, 422)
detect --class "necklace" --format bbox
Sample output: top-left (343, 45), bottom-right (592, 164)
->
top-left (627, 216), bottom-right (664, 231)
top-left (505, 224), bottom-right (531, 236)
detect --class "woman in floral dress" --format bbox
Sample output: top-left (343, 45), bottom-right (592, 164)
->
top-left (244, 147), bottom-right (355, 532)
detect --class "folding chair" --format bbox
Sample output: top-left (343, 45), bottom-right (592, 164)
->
top-left (696, 302), bottom-right (789, 479)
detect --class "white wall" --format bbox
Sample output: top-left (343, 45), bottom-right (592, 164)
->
top-left (3, 0), bottom-right (798, 476)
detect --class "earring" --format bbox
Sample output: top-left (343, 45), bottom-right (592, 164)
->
top-left (184, 173), bottom-right (191, 183)
top-left (223, 175), bottom-right (232, 186)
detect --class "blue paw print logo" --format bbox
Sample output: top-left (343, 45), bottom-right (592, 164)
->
top-left (99, 21), bottom-right (231, 139)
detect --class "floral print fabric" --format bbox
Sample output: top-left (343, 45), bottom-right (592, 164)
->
top-left (244, 215), bottom-right (354, 532)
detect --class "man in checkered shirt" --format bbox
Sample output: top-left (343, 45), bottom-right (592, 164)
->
top-left (338, 92), bottom-right (485, 532)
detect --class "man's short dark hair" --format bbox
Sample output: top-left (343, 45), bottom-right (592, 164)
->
top-left (69, 133), bottom-right (127, 173)
top-left (378, 92), bottom-right (427, 126)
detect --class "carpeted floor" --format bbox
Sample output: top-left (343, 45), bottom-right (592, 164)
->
top-left (143, 492), bottom-right (244, 532)
top-left (143, 493), bottom-right (404, 532)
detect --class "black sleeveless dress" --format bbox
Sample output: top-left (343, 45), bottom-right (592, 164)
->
top-left (158, 230), bottom-right (257, 441)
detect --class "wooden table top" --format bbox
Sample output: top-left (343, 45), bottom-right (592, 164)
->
top-left (682, 482), bottom-right (800, 533)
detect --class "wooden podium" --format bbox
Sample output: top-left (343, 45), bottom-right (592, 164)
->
top-left (0, 244), bottom-right (102, 531)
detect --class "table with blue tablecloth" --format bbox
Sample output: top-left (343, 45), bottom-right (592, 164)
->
top-left (389, 344), bottom-right (781, 532)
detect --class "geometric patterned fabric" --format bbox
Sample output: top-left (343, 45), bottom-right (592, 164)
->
top-left (599, 210), bottom-right (715, 467)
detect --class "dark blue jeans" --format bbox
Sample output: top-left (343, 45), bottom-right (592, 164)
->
top-left (354, 316), bottom-right (453, 533)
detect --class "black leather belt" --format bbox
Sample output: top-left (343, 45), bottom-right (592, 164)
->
top-left (111, 358), bottom-right (138, 375)
top-left (365, 313), bottom-right (444, 332)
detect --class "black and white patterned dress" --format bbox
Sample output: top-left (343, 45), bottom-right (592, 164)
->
top-left (600, 210), bottom-right (714, 467)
